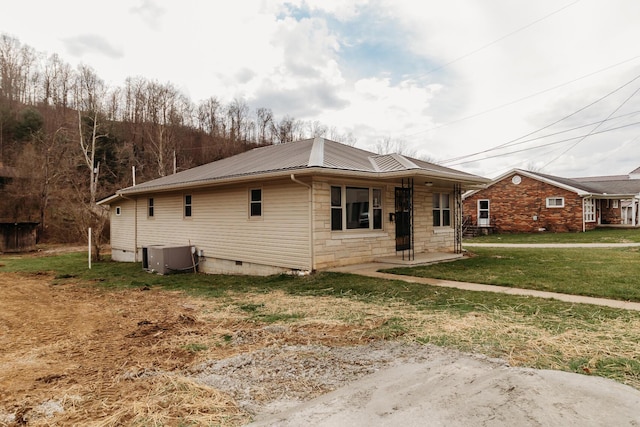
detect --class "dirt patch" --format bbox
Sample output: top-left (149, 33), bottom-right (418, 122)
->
top-left (1, 271), bottom-right (639, 426)
top-left (0, 272), bottom-right (428, 425)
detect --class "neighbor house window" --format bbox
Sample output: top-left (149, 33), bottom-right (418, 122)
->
top-left (546, 197), bottom-right (565, 208)
top-left (331, 186), bottom-right (382, 231)
top-left (148, 198), bottom-right (154, 217)
top-left (184, 195), bottom-right (192, 217)
top-left (432, 193), bottom-right (451, 227)
top-left (584, 198), bottom-right (596, 222)
top-left (250, 188), bottom-right (262, 217)
top-left (115, 206), bottom-right (121, 216)
top-left (613, 199), bottom-right (619, 208)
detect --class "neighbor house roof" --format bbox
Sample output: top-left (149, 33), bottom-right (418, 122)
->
top-left (464, 167), bottom-right (640, 199)
top-left (99, 138), bottom-right (489, 203)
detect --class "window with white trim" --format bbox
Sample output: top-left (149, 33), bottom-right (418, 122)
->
top-left (331, 186), bottom-right (342, 230)
top-left (584, 198), bottom-right (595, 222)
top-left (250, 189), bottom-right (262, 217)
top-left (330, 186), bottom-right (382, 231)
top-left (184, 194), bottom-right (192, 217)
top-left (546, 197), bottom-right (565, 208)
top-left (148, 198), bottom-right (154, 217)
top-left (432, 193), bottom-right (451, 227)
top-left (115, 206), bottom-right (121, 216)
top-left (613, 199), bottom-right (619, 208)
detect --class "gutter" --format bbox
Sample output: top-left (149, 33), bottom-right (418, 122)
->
top-left (290, 174), bottom-right (314, 272)
top-left (117, 167), bottom-right (490, 197)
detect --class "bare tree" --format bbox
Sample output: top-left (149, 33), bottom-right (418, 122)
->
top-left (226, 98), bottom-right (250, 143)
top-left (0, 35), bottom-right (26, 106)
top-left (43, 53), bottom-right (74, 110)
top-left (196, 96), bottom-right (223, 137)
top-left (272, 115), bottom-right (294, 144)
top-left (255, 107), bottom-right (273, 144)
top-left (375, 136), bottom-right (415, 156)
top-left (75, 65), bottom-right (108, 204)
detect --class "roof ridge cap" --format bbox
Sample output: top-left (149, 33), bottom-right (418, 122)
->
top-left (308, 137), bottom-right (325, 167)
top-left (390, 153), bottom-right (419, 169)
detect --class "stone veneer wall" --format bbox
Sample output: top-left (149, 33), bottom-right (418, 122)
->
top-left (463, 173), bottom-right (595, 233)
top-left (312, 179), bottom-right (456, 270)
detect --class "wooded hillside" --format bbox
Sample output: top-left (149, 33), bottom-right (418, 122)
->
top-left (0, 34), bottom-right (356, 245)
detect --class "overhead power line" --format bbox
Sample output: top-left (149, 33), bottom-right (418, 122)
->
top-left (446, 120), bottom-right (640, 167)
top-left (407, 54), bottom-right (640, 141)
top-left (440, 69), bottom-right (640, 165)
top-left (541, 80), bottom-right (640, 169)
top-left (421, 0), bottom-right (582, 78)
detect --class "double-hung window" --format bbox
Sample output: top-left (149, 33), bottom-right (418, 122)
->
top-left (250, 189), bottom-right (262, 217)
top-left (331, 186), bottom-right (343, 230)
top-left (432, 193), bottom-right (451, 227)
top-left (331, 186), bottom-right (383, 231)
top-left (184, 195), bottom-right (192, 218)
top-left (148, 198), bottom-right (154, 217)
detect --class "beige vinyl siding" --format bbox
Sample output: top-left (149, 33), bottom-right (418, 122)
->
top-left (134, 179), bottom-right (311, 271)
top-left (109, 199), bottom-right (137, 261)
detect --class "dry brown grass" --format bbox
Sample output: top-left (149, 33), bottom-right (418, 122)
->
top-left (2, 275), bottom-right (639, 426)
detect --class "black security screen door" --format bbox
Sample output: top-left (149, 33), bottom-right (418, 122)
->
top-left (395, 187), bottom-right (412, 251)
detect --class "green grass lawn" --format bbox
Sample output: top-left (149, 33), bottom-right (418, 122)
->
top-left (385, 246), bottom-right (640, 302)
top-left (464, 227), bottom-right (640, 243)
top-left (2, 251), bottom-right (640, 389)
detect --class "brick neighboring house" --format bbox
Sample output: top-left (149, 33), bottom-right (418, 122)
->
top-left (463, 168), bottom-right (640, 234)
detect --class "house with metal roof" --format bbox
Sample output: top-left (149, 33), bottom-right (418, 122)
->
top-left (99, 137), bottom-right (489, 275)
top-left (463, 168), bottom-right (640, 234)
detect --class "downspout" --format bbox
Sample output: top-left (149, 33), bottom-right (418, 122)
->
top-left (582, 198), bottom-right (586, 233)
top-left (291, 174), bottom-right (314, 272)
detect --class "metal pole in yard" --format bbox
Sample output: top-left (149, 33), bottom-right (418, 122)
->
top-left (88, 227), bottom-right (92, 269)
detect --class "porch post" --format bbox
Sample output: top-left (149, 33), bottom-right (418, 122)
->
top-left (454, 183), bottom-right (462, 254)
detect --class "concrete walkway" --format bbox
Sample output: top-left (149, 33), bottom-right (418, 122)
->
top-left (464, 242), bottom-right (640, 248)
top-left (329, 243), bottom-right (640, 312)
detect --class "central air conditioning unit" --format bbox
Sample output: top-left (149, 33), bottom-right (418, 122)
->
top-left (143, 245), bottom-right (195, 275)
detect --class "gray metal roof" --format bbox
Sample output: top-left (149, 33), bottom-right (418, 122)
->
top-left (114, 137), bottom-right (488, 197)
top-left (513, 169), bottom-right (640, 197)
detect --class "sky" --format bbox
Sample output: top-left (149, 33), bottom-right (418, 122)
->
top-left (2, 0), bottom-right (640, 179)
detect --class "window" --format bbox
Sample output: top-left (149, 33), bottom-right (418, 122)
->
top-left (115, 206), bottom-right (121, 216)
top-left (613, 199), bottom-right (619, 208)
top-left (584, 198), bottom-right (595, 222)
top-left (477, 199), bottom-right (490, 226)
top-left (346, 187), bottom-right (369, 229)
top-left (432, 193), bottom-right (451, 227)
top-left (250, 188), bottom-right (262, 217)
top-left (546, 197), bottom-right (564, 208)
top-left (184, 195), bottom-right (192, 217)
top-left (331, 186), bottom-right (382, 231)
top-left (331, 186), bottom-right (342, 231)
top-left (148, 198), bottom-right (154, 217)
top-left (372, 188), bottom-right (383, 229)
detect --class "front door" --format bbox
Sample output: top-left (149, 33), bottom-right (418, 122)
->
top-left (478, 199), bottom-right (490, 227)
top-left (395, 187), bottom-right (411, 251)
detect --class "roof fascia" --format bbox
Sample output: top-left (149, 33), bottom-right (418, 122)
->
top-left (117, 166), bottom-right (489, 197)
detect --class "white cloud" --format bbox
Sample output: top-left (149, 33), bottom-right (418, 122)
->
top-left (1, 0), bottom-right (639, 178)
